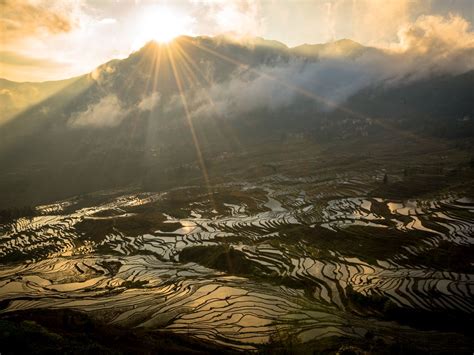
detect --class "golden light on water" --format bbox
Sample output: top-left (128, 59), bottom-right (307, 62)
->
top-left (2, 2), bottom-right (474, 353)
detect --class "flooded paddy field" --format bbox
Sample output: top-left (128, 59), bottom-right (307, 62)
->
top-left (1, 147), bottom-right (474, 353)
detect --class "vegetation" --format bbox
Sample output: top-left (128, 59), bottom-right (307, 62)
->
top-left (344, 285), bottom-right (473, 334)
top-left (180, 245), bottom-right (271, 276)
top-left (0, 206), bottom-right (36, 223)
top-left (0, 309), bottom-right (231, 355)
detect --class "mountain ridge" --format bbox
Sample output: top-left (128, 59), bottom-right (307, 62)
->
top-left (0, 35), bottom-right (473, 208)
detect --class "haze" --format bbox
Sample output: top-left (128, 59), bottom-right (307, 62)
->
top-left (1, 0), bottom-right (473, 81)
top-left (0, 1), bottom-right (473, 354)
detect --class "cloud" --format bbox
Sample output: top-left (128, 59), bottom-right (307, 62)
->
top-left (98, 18), bottom-right (117, 25)
top-left (188, 56), bottom-right (384, 117)
top-left (397, 14), bottom-right (474, 51)
top-left (0, 0), bottom-right (77, 42)
top-left (0, 51), bottom-right (65, 68)
top-left (185, 13), bottom-right (474, 118)
top-left (138, 92), bottom-right (161, 111)
top-left (191, 0), bottom-right (263, 38)
top-left (3, 0), bottom-right (472, 84)
top-left (349, 0), bottom-right (427, 46)
top-left (388, 14), bottom-right (474, 80)
top-left (68, 91), bottom-right (161, 128)
top-left (0, 0), bottom-right (89, 81)
top-left (0, 89), bottom-right (14, 106)
top-left (90, 63), bottom-right (117, 84)
top-left (0, 0), bottom-right (125, 81)
top-left (69, 95), bottom-right (129, 128)
top-left (214, 0), bottom-right (261, 36)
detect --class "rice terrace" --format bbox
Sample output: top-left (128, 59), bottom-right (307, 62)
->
top-left (0, 0), bottom-right (473, 353)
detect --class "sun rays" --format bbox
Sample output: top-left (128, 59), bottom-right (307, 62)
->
top-left (166, 43), bottom-right (211, 191)
top-left (133, 39), bottom-right (238, 198)
top-left (122, 35), bottom-right (436, 198)
top-left (178, 37), bottom-right (434, 145)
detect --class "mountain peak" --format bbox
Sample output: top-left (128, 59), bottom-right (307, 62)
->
top-left (291, 38), bottom-right (366, 57)
top-left (129, 36), bottom-right (366, 64)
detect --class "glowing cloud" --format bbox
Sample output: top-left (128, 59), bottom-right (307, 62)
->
top-left (138, 92), bottom-right (161, 111)
top-left (69, 95), bottom-right (129, 128)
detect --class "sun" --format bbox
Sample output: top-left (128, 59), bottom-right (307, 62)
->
top-left (140, 6), bottom-right (192, 43)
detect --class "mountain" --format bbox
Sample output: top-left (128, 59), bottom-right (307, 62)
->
top-left (291, 38), bottom-right (369, 58)
top-left (0, 35), bottom-right (473, 208)
top-left (0, 77), bottom-right (80, 125)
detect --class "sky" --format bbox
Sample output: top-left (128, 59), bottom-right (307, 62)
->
top-left (1, 0), bottom-right (473, 82)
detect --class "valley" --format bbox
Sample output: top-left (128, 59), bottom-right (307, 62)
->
top-left (1, 138), bottom-right (473, 353)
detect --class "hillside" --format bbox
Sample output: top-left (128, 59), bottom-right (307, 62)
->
top-left (0, 36), bottom-right (473, 207)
